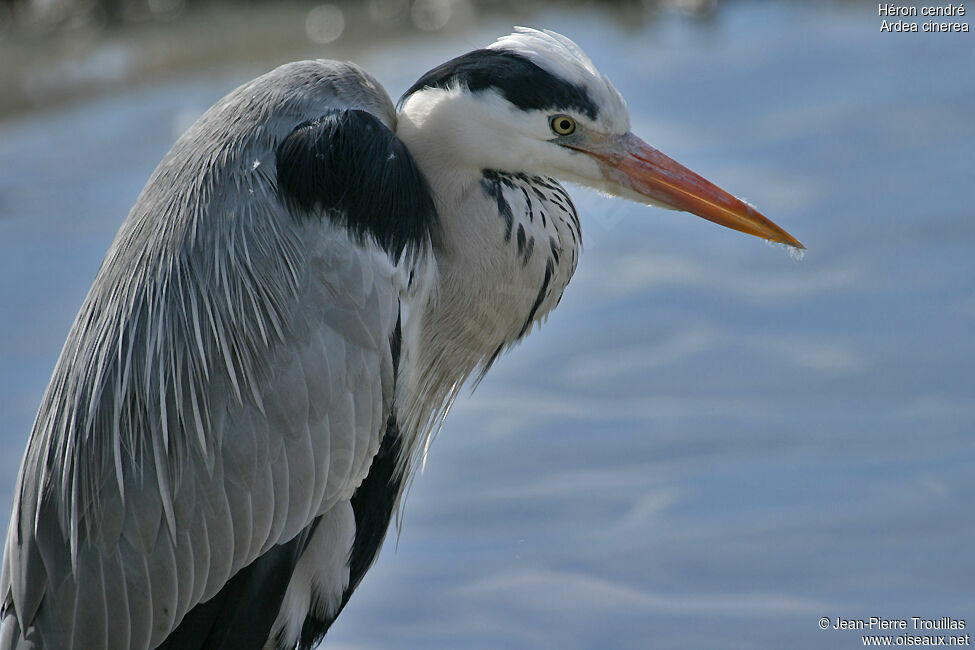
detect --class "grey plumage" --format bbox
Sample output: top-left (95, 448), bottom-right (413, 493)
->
top-left (1, 61), bottom-right (420, 649)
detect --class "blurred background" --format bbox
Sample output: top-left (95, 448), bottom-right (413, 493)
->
top-left (1, 1), bottom-right (973, 648)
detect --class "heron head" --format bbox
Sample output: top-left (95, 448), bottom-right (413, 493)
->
top-left (398, 27), bottom-right (802, 249)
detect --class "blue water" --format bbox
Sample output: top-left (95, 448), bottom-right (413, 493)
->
top-left (1, 2), bottom-right (973, 648)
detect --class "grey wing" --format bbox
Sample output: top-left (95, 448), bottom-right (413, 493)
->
top-left (0, 59), bottom-right (436, 650)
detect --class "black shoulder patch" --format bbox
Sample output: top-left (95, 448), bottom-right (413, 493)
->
top-left (400, 49), bottom-right (598, 121)
top-left (276, 109), bottom-right (438, 259)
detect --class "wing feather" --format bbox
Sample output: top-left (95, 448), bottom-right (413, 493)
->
top-left (264, 428), bottom-right (291, 555)
top-left (120, 453), bottom-right (163, 557)
top-left (171, 528), bottom-right (195, 626)
top-left (1, 58), bottom-right (437, 649)
top-left (117, 538), bottom-right (152, 650)
top-left (71, 551), bottom-right (107, 649)
top-left (184, 511), bottom-right (211, 610)
top-left (224, 475), bottom-right (254, 573)
top-left (247, 437), bottom-right (276, 558)
top-left (198, 456), bottom-right (235, 603)
top-left (145, 524), bottom-right (178, 648)
top-left (100, 548), bottom-right (132, 650)
top-left (49, 561), bottom-right (77, 645)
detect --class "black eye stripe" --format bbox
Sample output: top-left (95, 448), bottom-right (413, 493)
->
top-left (399, 49), bottom-right (599, 120)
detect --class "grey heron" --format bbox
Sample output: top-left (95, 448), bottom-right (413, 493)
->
top-left (0, 28), bottom-right (802, 649)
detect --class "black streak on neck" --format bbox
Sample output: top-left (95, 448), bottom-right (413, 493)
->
top-left (481, 170), bottom-right (514, 243)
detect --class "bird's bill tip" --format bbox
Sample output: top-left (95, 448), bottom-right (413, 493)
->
top-left (593, 133), bottom-right (804, 249)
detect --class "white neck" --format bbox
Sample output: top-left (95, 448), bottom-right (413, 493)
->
top-left (392, 90), bottom-right (582, 474)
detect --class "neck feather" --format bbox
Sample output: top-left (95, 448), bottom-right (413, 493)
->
top-left (393, 94), bottom-right (582, 477)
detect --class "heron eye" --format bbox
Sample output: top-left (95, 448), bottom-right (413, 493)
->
top-left (550, 115), bottom-right (576, 136)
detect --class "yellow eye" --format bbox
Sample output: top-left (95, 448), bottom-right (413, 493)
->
top-left (550, 115), bottom-right (576, 136)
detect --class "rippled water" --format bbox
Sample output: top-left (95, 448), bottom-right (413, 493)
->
top-left (1, 2), bottom-right (973, 649)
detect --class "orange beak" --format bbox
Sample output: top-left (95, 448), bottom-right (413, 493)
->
top-left (585, 132), bottom-right (804, 249)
